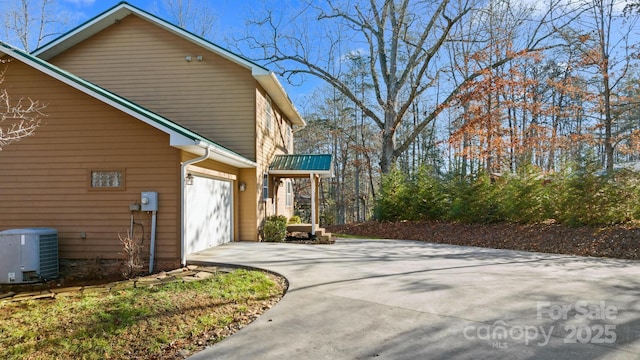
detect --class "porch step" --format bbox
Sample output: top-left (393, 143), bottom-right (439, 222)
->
top-left (318, 232), bottom-right (332, 243)
top-left (286, 223), bottom-right (333, 242)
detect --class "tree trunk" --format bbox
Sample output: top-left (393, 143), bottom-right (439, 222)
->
top-left (380, 107), bottom-right (398, 174)
top-left (604, 78), bottom-right (614, 173)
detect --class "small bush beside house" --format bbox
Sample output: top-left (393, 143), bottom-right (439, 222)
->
top-left (288, 215), bottom-right (302, 224)
top-left (263, 215), bottom-right (288, 242)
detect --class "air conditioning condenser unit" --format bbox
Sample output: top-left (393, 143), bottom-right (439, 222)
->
top-left (0, 228), bottom-right (59, 284)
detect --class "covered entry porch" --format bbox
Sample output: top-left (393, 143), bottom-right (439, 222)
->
top-left (269, 154), bottom-right (333, 240)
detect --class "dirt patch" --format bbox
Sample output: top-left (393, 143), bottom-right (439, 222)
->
top-left (327, 221), bottom-right (640, 260)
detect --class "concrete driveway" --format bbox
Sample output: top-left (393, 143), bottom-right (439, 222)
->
top-left (188, 239), bottom-right (640, 359)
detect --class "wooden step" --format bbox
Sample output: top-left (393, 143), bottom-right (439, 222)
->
top-left (286, 223), bottom-right (332, 242)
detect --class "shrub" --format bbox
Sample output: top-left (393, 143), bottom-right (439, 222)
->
top-left (288, 215), bottom-right (302, 224)
top-left (413, 166), bottom-right (447, 220)
top-left (374, 163), bottom-right (640, 226)
top-left (374, 168), bottom-right (411, 221)
top-left (553, 167), bottom-right (640, 226)
top-left (445, 173), bottom-right (500, 223)
top-left (495, 167), bottom-right (553, 223)
top-left (263, 215), bottom-right (288, 242)
top-left (119, 231), bottom-right (144, 279)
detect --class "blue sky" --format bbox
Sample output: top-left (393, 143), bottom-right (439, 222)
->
top-left (55, 0), bottom-right (256, 55)
top-left (59, 0), bottom-right (241, 28)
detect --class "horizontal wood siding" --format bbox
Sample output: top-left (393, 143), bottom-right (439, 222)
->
top-left (0, 59), bottom-right (181, 261)
top-left (256, 89), bottom-right (295, 224)
top-left (48, 14), bottom-right (257, 160)
top-left (275, 180), bottom-right (294, 220)
top-left (238, 168), bottom-right (258, 241)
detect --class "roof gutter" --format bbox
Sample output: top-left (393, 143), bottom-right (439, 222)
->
top-left (196, 140), bottom-right (257, 169)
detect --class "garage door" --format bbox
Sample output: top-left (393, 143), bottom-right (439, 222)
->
top-left (185, 175), bottom-right (232, 254)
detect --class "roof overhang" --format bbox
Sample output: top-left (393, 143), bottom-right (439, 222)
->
top-left (178, 142), bottom-right (257, 169)
top-left (269, 154), bottom-right (334, 178)
top-left (253, 72), bottom-right (305, 127)
top-left (0, 42), bottom-right (256, 169)
top-left (32, 2), bottom-right (306, 127)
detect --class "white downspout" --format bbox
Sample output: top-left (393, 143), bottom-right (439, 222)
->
top-left (180, 143), bottom-right (211, 267)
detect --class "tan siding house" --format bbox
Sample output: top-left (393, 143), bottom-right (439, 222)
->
top-left (0, 2), bottom-right (317, 275)
top-left (0, 58), bottom-right (182, 262)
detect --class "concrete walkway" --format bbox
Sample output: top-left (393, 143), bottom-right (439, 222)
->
top-left (188, 239), bottom-right (640, 360)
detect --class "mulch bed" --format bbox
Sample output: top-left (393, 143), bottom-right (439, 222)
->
top-left (327, 221), bottom-right (640, 260)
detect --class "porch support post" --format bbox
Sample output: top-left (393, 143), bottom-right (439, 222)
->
top-left (315, 175), bottom-right (320, 225)
top-left (310, 172), bottom-right (316, 237)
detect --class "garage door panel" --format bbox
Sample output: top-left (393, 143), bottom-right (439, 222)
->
top-left (186, 176), bottom-right (232, 255)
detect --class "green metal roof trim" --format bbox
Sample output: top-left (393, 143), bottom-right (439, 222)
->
top-left (0, 41), bottom-right (255, 167)
top-left (270, 154), bottom-right (333, 175)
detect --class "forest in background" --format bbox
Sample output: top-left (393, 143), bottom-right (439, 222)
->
top-left (284, 0), bottom-right (640, 225)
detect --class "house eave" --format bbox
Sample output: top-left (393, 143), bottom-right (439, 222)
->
top-left (178, 143), bottom-right (257, 169)
top-left (32, 5), bottom-right (131, 60)
top-left (254, 72), bottom-right (306, 127)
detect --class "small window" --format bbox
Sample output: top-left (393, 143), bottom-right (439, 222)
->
top-left (286, 180), bottom-right (293, 207)
top-left (90, 170), bottom-right (124, 189)
top-left (286, 123), bottom-right (292, 150)
top-left (262, 173), bottom-right (269, 201)
top-left (265, 95), bottom-right (273, 131)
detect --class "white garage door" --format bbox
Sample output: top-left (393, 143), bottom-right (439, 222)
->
top-left (185, 175), bottom-right (232, 254)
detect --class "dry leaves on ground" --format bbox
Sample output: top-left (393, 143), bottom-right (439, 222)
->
top-left (328, 221), bottom-right (640, 260)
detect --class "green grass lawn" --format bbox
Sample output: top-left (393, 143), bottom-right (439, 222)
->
top-left (0, 269), bottom-right (284, 359)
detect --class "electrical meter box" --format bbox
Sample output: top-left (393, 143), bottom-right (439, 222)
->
top-left (141, 191), bottom-right (158, 211)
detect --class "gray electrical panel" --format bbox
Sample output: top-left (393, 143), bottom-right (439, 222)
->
top-left (141, 191), bottom-right (158, 212)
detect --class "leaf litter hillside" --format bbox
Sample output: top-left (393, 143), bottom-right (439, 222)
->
top-left (328, 221), bottom-right (640, 260)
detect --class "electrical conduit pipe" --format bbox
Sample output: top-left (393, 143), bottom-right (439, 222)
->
top-left (149, 210), bottom-right (157, 273)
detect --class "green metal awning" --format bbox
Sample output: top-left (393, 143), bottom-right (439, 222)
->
top-left (269, 154), bottom-right (333, 177)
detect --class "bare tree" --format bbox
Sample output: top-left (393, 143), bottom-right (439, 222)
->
top-left (624, 0), bottom-right (640, 15)
top-left (241, 0), bottom-right (579, 173)
top-left (1, 0), bottom-right (63, 51)
top-left (561, 0), bottom-right (639, 172)
top-left (154, 0), bottom-right (217, 38)
top-left (0, 64), bottom-right (46, 150)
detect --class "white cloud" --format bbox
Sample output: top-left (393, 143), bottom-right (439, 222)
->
top-left (63, 0), bottom-right (96, 7)
top-left (514, 0), bottom-right (628, 15)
